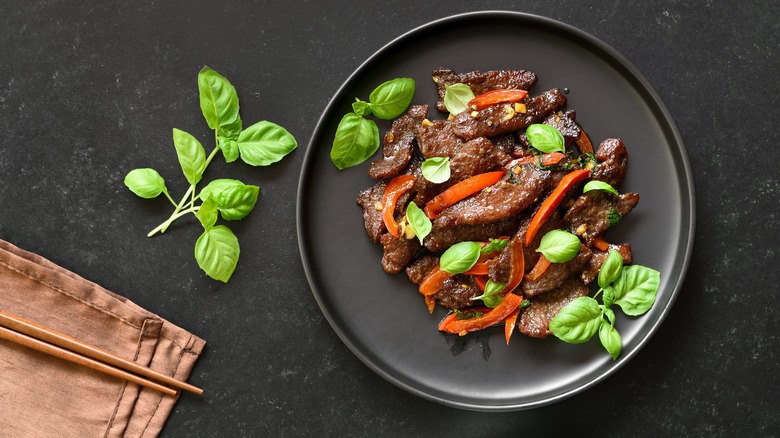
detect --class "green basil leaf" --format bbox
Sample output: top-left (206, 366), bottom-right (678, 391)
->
top-left (443, 83), bottom-right (475, 115)
top-left (172, 128), bottom-right (206, 185)
top-left (237, 121), bottom-right (298, 167)
top-left (196, 195), bottom-right (219, 230)
top-left (612, 265), bottom-right (660, 316)
top-left (124, 168), bottom-right (167, 199)
top-left (598, 322), bottom-right (622, 360)
top-left (219, 116), bottom-right (243, 141)
top-left (217, 184), bottom-right (260, 221)
top-left (197, 66), bottom-right (239, 130)
top-left (526, 124), bottom-right (565, 154)
top-left (598, 249), bottom-right (624, 289)
top-left (220, 139), bottom-right (239, 163)
top-left (549, 296), bottom-right (603, 344)
top-left (352, 99), bottom-right (372, 117)
top-left (368, 78), bottom-right (415, 120)
top-left (480, 238), bottom-right (508, 255)
top-left (439, 241), bottom-right (481, 274)
top-left (471, 279), bottom-right (505, 308)
top-left (330, 113), bottom-right (380, 170)
top-left (198, 179), bottom-right (244, 201)
top-left (607, 207), bottom-right (622, 227)
top-left (421, 157), bottom-right (450, 184)
top-left (603, 306), bottom-right (616, 325)
top-left (602, 286), bottom-right (616, 307)
top-left (194, 225), bottom-right (240, 282)
top-left (405, 201), bottom-right (431, 245)
top-left (537, 229), bottom-right (581, 263)
top-left (583, 180), bottom-right (619, 196)
top-left (455, 309), bottom-right (485, 320)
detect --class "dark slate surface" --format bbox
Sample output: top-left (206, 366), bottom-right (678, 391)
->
top-left (0, 1), bottom-right (777, 436)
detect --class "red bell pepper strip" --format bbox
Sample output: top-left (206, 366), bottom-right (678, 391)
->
top-left (473, 275), bottom-right (488, 292)
top-left (438, 307), bottom-right (492, 331)
top-left (418, 266), bottom-right (451, 296)
top-left (504, 308), bottom-right (520, 345)
top-left (592, 236), bottom-right (610, 252)
top-left (506, 152), bottom-right (566, 169)
top-left (382, 175), bottom-right (415, 238)
top-left (525, 169), bottom-right (591, 245)
top-left (467, 89), bottom-right (529, 110)
top-left (424, 171), bottom-right (504, 219)
top-left (440, 293), bottom-right (523, 335)
top-left (437, 312), bottom-right (458, 331)
top-left (463, 261), bottom-right (491, 276)
top-left (526, 254), bottom-right (551, 281)
top-left (574, 127), bottom-right (594, 154)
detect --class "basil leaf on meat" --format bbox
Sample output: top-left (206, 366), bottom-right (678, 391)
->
top-left (439, 241), bottom-right (481, 274)
top-left (471, 279), bottom-right (505, 308)
top-left (237, 121), bottom-right (298, 167)
top-left (405, 201), bottom-right (431, 244)
top-left (368, 78), bottom-right (415, 120)
top-left (172, 128), bottom-right (207, 185)
top-left (612, 265), bottom-right (660, 316)
top-left (330, 113), bottom-right (380, 170)
top-left (583, 180), bottom-right (619, 196)
top-left (549, 296), bottom-right (603, 344)
top-left (537, 230), bottom-right (581, 263)
top-left (443, 83), bottom-right (475, 115)
top-left (124, 168), bottom-right (168, 199)
top-left (421, 157), bottom-right (450, 183)
top-left (526, 124), bottom-right (565, 154)
top-left (598, 249), bottom-right (624, 289)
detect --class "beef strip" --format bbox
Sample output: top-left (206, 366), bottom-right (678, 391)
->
top-left (563, 191), bottom-right (640, 246)
top-left (425, 218), bottom-right (519, 252)
top-left (451, 89), bottom-right (567, 141)
top-left (432, 68), bottom-right (537, 113)
top-left (580, 243), bottom-right (632, 285)
top-left (518, 277), bottom-right (590, 338)
top-left (433, 275), bottom-right (482, 309)
top-left (356, 181), bottom-right (387, 243)
top-left (434, 162), bottom-right (552, 228)
top-left (521, 245), bottom-right (592, 297)
top-left (417, 119), bottom-right (465, 158)
top-left (379, 233), bottom-right (421, 274)
top-left (591, 138), bottom-right (628, 189)
top-left (517, 109), bottom-right (581, 149)
top-left (368, 105), bottom-right (429, 180)
top-left (489, 133), bottom-right (522, 157)
top-left (405, 254), bottom-right (439, 285)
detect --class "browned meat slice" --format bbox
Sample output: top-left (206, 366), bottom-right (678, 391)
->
top-left (521, 245), bottom-right (592, 297)
top-left (517, 109), bottom-right (581, 149)
top-left (489, 133), bottom-right (522, 157)
top-left (379, 233), bottom-right (421, 274)
top-left (580, 243), bottom-right (632, 285)
top-left (591, 138), bottom-right (627, 189)
top-left (368, 105), bottom-right (429, 179)
top-left (518, 278), bottom-right (590, 338)
top-left (450, 137), bottom-right (512, 180)
top-left (417, 119), bottom-right (464, 158)
top-left (425, 218), bottom-right (519, 252)
top-left (451, 89), bottom-right (567, 141)
top-left (434, 162), bottom-right (551, 228)
top-left (356, 181), bottom-right (387, 243)
top-left (433, 275), bottom-right (482, 309)
top-left (405, 254), bottom-right (439, 285)
top-left (432, 68), bottom-right (538, 113)
top-left (563, 191), bottom-right (640, 246)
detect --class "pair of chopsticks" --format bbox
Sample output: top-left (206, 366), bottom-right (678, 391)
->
top-left (0, 309), bottom-right (202, 397)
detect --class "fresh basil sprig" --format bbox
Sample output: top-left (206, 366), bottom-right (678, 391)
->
top-left (330, 78), bottom-right (415, 170)
top-left (583, 180), bottom-right (619, 196)
top-left (124, 66), bottom-right (297, 282)
top-left (537, 230), bottom-right (580, 263)
top-left (480, 238), bottom-right (508, 254)
top-left (439, 241), bottom-right (481, 274)
top-left (472, 279), bottom-right (506, 308)
top-left (526, 124), bottom-right (565, 154)
top-left (549, 249), bottom-right (660, 359)
top-left (421, 157), bottom-right (450, 183)
top-left (443, 83), bottom-right (475, 115)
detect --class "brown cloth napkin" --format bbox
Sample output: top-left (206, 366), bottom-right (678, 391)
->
top-left (0, 240), bottom-right (205, 437)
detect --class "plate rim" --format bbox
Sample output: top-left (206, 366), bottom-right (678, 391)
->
top-left (296, 10), bottom-right (696, 411)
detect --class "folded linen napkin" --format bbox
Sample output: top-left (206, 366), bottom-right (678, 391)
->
top-left (0, 240), bottom-right (205, 437)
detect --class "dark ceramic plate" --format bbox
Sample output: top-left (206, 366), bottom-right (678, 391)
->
top-left (297, 11), bottom-right (695, 410)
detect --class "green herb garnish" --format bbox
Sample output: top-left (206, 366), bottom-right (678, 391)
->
top-left (536, 230), bottom-right (581, 263)
top-left (439, 241), bottom-right (481, 274)
top-left (405, 201), bottom-right (432, 245)
top-left (526, 124), bottom-right (565, 154)
top-left (421, 157), bottom-right (451, 183)
top-left (443, 83), bottom-right (475, 115)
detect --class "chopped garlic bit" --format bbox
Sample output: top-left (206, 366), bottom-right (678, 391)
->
top-left (447, 113), bottom-right (455, 121)
top-left (470, 111), bottom-right (478, 118)
top-left (575, 224), bottom-right (588, 236)
top-left (403, 222), bottom-right (416, 240)
top-left (512, 166), bottom-right (522, 175)
top-left (502, 104), bottom-right (516, 121)
top-left (460, 283), bottom-right (469, 289)
top-left (374, 201), bottom-right (383, 211)
top-left (432, 76), bottom-right (439, 83)
top-left (386, 132), bottom-right (395, 143)
top-left (486, 120), bottom-right (493, 126)
top-left (514, 103), bottom-right (527, 114)
top-left (422, 118), bottom-right (433, 127)
top-left (486, 187), bottom-right (493, 193)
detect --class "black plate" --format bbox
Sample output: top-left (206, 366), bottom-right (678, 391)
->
top-left (297, 11), bottom-right (695, 410)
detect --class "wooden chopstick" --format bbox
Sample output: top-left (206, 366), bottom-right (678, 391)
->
top-left (0, 309), bottom-right (203, 396)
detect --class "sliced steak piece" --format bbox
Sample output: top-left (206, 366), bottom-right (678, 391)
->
top-left (417, 119), bottom-right (465, 158)
top-left (581, 243), bottom-right (632, 285)
top-left (592, 138), bottom-right (628, 189)
top-left (368, 105), bottom-right (429, 179)
top-left (433, 275), bottom-right (482, 309)
top-left (380, 233), bottom-right (421, 274)
top-left (434, 162), bottom-right (552, 228)
top-left (432, 68), bottom-right (538, 113)
top-left (489, 133), bottom-right (522, 157)
top-left (521, 245), bottom-right (592, 297)
top-left (356, 181), bottom-right (387, 243)
top-left (451, 89), bottom-right (567, 141)
top-left (563, 191), bottom-right (640, 246)
top-left (425, 218), bottom-right (519, 252)
top-left (517, 109), bottom-right (581, 149)
top-left (406, 254), bottom-right (439, 285)
top-left (518, 278), bottom-right (590, 338)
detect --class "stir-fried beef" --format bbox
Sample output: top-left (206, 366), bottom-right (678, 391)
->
top-left (521, 245), bottom-right (592, 297)
top-left (356, 181), bottom-right (387, 243)
top-left (517, 109), bottom-right (580, 149)
top-left (368, 105), bottom-right (429, 179)
top-left (434, 162), bottom-right (552, 228)
top-left (432, 68), bottom-right (537, 113)
top-left (581, 243), bottom-right (632, 285)
top-left (405, 255), bottom-right (439, 284)
top-left (380, 233), bottom-right (421, 274)
top-left (450, 137), bottom-right (512, 180)
top-left (489, 133), bottom-right (522, 157)
top-left (425, 218), bottom-right (519, 252)
top-left (591, 138), bottom-right (628, 189)
top-left (488, 212), bottom-right (563, 283)
top-left (417, 119), bottom-right (464, 158)
top-left (433, 275), bottom-right (482, 309)
top-left (518, 278), bottom-right (590, 338)
top-left (563, 191), bottom-right (640, 246)
top-left (451, 89), bottom-right (567, 141)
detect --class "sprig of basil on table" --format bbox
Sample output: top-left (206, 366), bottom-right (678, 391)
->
top-left (124, 66), bottom-right (296, 282)
top-left (549, 249), bottom-right (660, 360)
top-left (330, 78), bottom-right (415, 170)
top-left (526, 124), bottom-right (566, 154)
